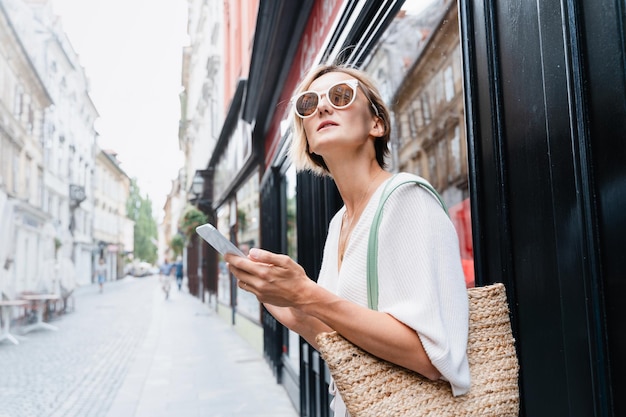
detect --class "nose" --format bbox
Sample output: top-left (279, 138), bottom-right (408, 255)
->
top-left (316, 93), bottom-right (333, 114)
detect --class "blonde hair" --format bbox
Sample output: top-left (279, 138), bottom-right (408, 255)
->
top-left (289, 64), bottom-right (391, 176)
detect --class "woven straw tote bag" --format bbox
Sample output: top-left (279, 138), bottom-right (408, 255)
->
top-left (316, 175), bottom-right (520, 416)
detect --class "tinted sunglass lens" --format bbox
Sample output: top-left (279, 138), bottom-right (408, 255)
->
top-left (296, 93), bottom-right (318, 117)
top-left (328, 83), bottom-right (354, 108)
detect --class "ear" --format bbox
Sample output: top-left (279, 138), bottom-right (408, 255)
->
top-left (369, 116), bottom-right (384, 138)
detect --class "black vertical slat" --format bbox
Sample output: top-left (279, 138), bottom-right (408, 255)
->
top-left (260, 169), bottom-right (284, 383)
top-left (296, 172), bottom-right (340, 417)
top-left (460, 0), bottom-right (622, 415)
top-left (579, 0), bottom-right (626, 414)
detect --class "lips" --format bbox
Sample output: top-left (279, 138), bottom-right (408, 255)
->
top-left (317, 121), bottom-right (338, 131)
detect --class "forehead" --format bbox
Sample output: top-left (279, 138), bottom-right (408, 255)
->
top-left (308, 71), bottom-right (354, 91)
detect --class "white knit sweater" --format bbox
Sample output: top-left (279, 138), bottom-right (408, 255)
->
top-left (317, 173), bottom-right (470, 414)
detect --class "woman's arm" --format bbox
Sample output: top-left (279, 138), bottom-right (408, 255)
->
top-left (226, 249), bottom-right (441, 380)
top-left (262, 303), bottom-right (332, 347)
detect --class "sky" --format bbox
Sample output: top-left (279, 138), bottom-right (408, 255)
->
top-left (50, 0), bottom-right (189, 220)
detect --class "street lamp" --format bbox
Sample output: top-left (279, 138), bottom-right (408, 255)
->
top-left (191, 171), bottom-right (204, 199)
top-left (188, 169), bottom-right (212, 303)
top-left (190, 169), bottom-right (212, 214)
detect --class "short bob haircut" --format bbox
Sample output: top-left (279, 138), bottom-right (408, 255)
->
top-left (289, 64), bottom-right (391, 177)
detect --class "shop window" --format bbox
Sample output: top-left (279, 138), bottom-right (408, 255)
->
top-left (365, 0), bottom-right (474, 286)
top-left (286, 166), bottom-right (298, 261)
top-left (216, 205), bottom-right (231, 306)
top-left (236, 171), bottom-right (261, 322)
top-left (284, 165), bottom-right (300, 370)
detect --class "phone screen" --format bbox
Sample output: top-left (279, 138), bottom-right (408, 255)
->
top-left (195, 224), bottom-right (246, 257)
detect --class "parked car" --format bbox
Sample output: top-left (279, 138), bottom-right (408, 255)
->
top-left (131, 262), bottom-right (155, 277)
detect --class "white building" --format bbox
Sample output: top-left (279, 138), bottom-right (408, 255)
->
top-left (179, 0), bottom-right (224, 195)
top-left (1, 0), bottom-right (98, 291)
top-left (0, 0), bottom-right (53, 296)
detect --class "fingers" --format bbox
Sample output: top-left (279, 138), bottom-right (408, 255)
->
top-left (238, 279), bottom-right (250, 292)
top-left (248, 248), bottom-right (289, 267)
top-left (228, 257), bottom-right (261, 292)
top-left (226, 248), bottom-right (306, 307)
top-left (225, 248), bottom-right (288, 269)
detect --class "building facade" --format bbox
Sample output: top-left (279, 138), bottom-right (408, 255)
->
top-left (175, 0), bottom-right (261, 348)
top-left (93, 149), bottom-right (133, 282)
top-left (0, 0), bottom-right (53, 297)
top-left (1, 0), bottom-right (100, 292)
top-left (159, 168), bottom-right (185, 265)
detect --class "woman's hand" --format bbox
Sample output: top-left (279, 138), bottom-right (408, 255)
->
top-left (227, 249), bottom-right (440, 379)
top-left (225, 248), bottom-right (313, 308)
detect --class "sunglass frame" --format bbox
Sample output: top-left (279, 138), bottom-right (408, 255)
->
top-left (292, 79), bottom-right (360, 118)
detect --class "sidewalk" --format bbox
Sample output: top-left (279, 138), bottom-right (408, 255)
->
top-left (105, 277), bottom-right (298, 417)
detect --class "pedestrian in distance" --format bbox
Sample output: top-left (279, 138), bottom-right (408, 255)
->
top-left (225, 64), bottom-right (470, 415)
top-left (160, 259), bottom-right (173, 276)
top-left (95, 258), bottom-right (107, 293)
top-left (174, 259), bottom-right (183, 291)
top-left (160, 260), bottom-right (173, 300)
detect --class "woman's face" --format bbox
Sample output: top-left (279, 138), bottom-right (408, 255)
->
top-left (301, 72), bottom-right (381, 160)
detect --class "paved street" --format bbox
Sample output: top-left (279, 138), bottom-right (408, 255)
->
top-left (0, 276), bottom-right (298, 417)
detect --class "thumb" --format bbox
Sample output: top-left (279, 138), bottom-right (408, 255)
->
top-left (248, 248), bottom-right (277, 264)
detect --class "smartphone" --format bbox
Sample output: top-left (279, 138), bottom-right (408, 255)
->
top-left (195, 223), bottom-right (246, 257)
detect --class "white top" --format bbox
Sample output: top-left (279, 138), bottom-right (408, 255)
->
top-left (317, 173), bottom-right (470, 415)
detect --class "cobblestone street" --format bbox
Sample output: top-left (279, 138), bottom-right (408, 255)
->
top-left (0, 276), bottom-right (297, 417)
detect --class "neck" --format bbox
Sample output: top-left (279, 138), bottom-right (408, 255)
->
top-left (336, 166), bottom-right (388, 265)
top-left (337, 166), bottom-right (387, 219)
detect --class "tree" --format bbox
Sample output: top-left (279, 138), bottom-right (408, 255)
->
top-left (126, 178), bottom-right (158, 264)
top-left (169, 234), bottom-right (184, 258)
top-left (178, 205), bottom-right (208, 242)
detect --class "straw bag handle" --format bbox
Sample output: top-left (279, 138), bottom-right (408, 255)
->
top-left (367, 174), bottom-right (448, 310)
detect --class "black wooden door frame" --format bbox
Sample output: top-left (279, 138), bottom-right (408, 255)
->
top-left (459, 0), bottom-right (624, 415)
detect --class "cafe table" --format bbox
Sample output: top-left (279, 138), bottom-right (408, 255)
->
top-left (20, 294), bottom-right (60, 334)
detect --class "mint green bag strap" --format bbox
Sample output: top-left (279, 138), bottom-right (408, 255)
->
top-left (367, 174), bottom-right (449, 310)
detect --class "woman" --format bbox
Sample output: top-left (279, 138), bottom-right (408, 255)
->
top-left (226, 64), bottom-right (470, 415)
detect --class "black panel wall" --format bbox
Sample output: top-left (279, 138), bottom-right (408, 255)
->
top-left (581, 3), bottom-right (626, 411)
top-left (260, 168), bottom-right (284, 382)
top-left (460, 0), bottom-right (625, 415)
top-left (296, 173), bottom-right (342, 417)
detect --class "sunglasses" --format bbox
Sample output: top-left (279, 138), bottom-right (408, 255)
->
top-left (292, 79), bottom-right (379, 119)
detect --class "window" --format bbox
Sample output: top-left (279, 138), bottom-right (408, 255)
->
top-left (12, 153), bottom-right (19, 194)
top-left (428, 148), bottom-right (437, 188)
top-left (409, 111), bottom-right (418, 139)
top-left (236, 171), bottom-right (261, 322)
top-left (422, 93), bottom-right (431, 124)
top-left (437, 139), bottom-right (447, 187)
top-left (444, 65), bottom-right (455, 102)
top-left (412, 97), bottom-right (423, 129)
top-left (14, 86), bottom-right (23, 118)
top-left (284, 165), bottom-right (299, 370)
top-left (449, 126), bottom-right (461, 181)
top-left (217, 204), bottom-right (232, 306)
